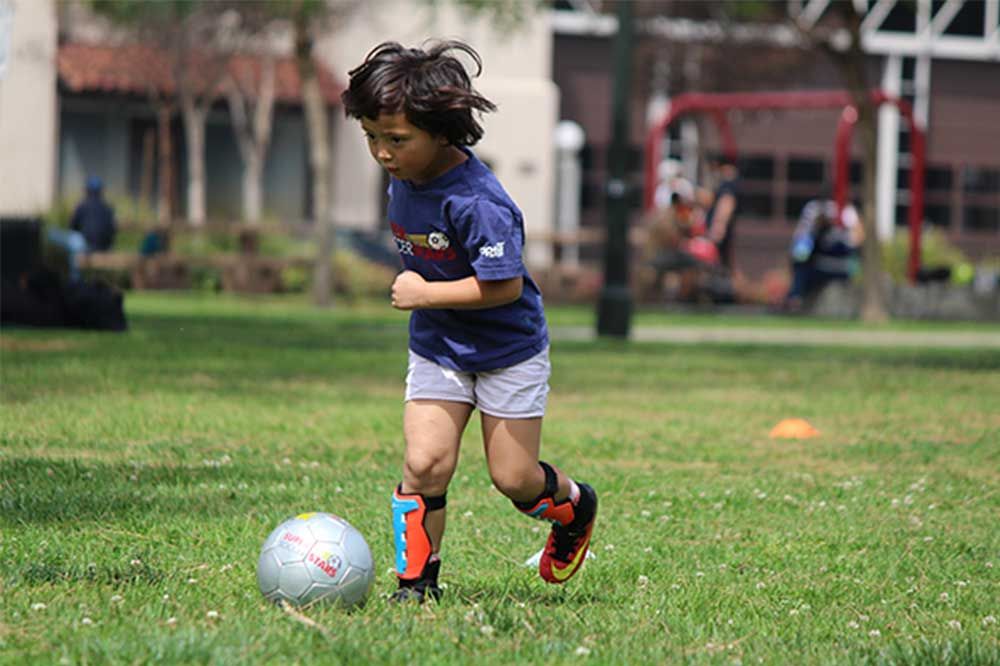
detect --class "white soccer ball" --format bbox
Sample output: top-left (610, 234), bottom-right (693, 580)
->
top-left (256, 512), bottom-right (374, 609)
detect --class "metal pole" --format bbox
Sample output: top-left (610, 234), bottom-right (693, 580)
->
top-left (597, 0), bottom-right (634, 338)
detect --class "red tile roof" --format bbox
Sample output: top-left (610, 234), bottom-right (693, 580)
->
top-left (58, 42), bottom-right (343, 105)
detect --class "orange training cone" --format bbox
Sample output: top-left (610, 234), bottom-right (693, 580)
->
top-left (769, 418), bottom-right (820, 439)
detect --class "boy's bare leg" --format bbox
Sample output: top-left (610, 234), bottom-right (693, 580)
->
top-left (480, 415), bottom-right (571, 502)
top-left (481, 412), bottom-right (597, 585)
top-left (401, 399), bottom-right (473, 552)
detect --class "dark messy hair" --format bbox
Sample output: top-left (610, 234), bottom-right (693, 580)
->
top-left (341, 40), bottom-right (497, 146)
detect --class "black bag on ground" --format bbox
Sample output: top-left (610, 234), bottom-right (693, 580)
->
top-left (61, 279), bottom-right (128, 331)
top-left (1, 268), bottom-right (127, 332)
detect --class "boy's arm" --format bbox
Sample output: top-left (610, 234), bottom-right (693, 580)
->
top-left (391, 270), bottom-right (522, 310)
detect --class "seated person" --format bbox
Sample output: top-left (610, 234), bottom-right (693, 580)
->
top-left (48, 176), bottom-right (117, 281)
top-left (784, 198), bottom-right (864, 308)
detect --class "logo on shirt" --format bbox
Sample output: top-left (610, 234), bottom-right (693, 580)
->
top-left (390, 222), bottom-right (456, 262)
top-left (479, 241), bottom-right (505, 259)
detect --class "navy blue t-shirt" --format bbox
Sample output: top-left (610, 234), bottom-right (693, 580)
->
top-left (386, 148), bottom-right (549, 372)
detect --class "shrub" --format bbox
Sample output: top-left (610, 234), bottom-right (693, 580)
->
top-left (882, 227), bottom-right (970, 283)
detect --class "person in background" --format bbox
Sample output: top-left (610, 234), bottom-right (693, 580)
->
top-left (703, 157), bottom-right (739, 269)
top-left (48, 176), bottom-right (117, 281)
top-left (783, 198), bottom-right (864, 311)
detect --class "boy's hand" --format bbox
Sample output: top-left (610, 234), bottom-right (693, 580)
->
top-left (391, 270), bottom-right (427, 310)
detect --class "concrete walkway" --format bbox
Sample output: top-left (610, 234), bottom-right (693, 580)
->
top-left (551, 325), bottom-right (1000, 349)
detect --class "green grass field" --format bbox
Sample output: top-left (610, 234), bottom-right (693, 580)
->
top-left (2, 293), bottom-right (998, 664)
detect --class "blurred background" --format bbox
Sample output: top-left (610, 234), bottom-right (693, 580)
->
top-left (1, 0), bottom-right (998, 321)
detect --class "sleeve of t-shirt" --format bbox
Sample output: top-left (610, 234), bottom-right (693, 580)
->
top-left (450, 197), bottom-right (525, 281)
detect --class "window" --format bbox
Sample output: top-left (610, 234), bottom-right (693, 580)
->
top-left (740, 192), bottom-right (774, 219)
top-left (785, 195), bottom-right (815, 222)
top-left (964, 207), bottom-right (1000, 232)
top-left (850, 160), bottom-right (864, 185)
top-left (962, 167), bottom-right (1000, 194)
top-left (925, 165), bottom-right (953, 191)
top-left (924, 204), bottom-right (951, 228)
top-left (787, 158), bottom-right (825, 183)
top-left (738, 155), bottom-right (774, 181)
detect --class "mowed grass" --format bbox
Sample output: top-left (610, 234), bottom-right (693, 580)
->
top-left (1, 292), bottom-right (998, 665)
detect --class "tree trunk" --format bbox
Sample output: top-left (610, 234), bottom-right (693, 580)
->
top-left (156, 104), bottom-right (174, 225)
top-left (243, 154), bottom-right (263, 224)
top-left (181, 98), bottom-right (207, 227)
top-left (839, 7), bottom-right (889, 323)
top-left (855, 102), bottom-right (888, 323)
top-left (225, 59), bottom-right (275, 226)
top-left (295, 18), bottom-right (335, 307)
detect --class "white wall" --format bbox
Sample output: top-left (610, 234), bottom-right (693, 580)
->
top-left (318, 1), bottom-right (557, 267)
top-left (0, 0), bottom-right (57, 216)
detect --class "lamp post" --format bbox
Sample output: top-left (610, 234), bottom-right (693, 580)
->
top-left (596, 0), bottom-right (634, 338)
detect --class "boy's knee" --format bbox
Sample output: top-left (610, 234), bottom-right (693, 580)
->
top-left (489, 464), bottom-right (542, 502)
top-left (403, 451), bottom-right (452, 493)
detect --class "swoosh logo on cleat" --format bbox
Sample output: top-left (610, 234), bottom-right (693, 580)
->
top-left (550, 543), bottom-right (589, 582)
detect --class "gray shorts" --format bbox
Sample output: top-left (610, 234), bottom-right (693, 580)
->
top-left (404, 347), bottom-right (550, 419)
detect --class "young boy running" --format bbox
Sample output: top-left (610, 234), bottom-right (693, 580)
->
top-left (341, 40), bottom-right (597, 603)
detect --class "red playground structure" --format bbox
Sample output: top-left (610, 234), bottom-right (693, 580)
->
top-left (643, 90), bottom-right (926, 283)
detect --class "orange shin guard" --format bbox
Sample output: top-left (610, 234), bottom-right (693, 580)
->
top-left (392, 485), bottom-right (445, 580)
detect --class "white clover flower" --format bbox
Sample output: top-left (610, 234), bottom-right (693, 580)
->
top-left (206, 610), bottom-right (219, 619)
top-left (789, 608), bottom-right (799, 616)
top-left (31, 603), bottom-right (47, 611)
top-left (167, 617), bottom-right (177, 626)
top-left (637, 575), bottom-right (649, 587)
top-left (755, 582), bottom-right (766, 590)
top-left (604, 544), bottom-right (615, 551)
top-left (948, 620), bottom-right (962, 631)
top-left (986, 562), bottom-right (994, 569)
top-left (670, 583), bottom-right (681, 590)
top-left (644, 547), bottom-right (653, 553)
top-left (575, 646), bottom-right (592, 656)
top-left (983, 615), bottom-right (996, 626)
top-left (868, 629), bottom-right (881, 637)
top-left (924, 536), bottom-right (934, 542)
top-left (81, 617), bottom-right (93, 626)
top-left (130, 559), bottom-right (142, 566)
top-left (463, 511), bottom-right (474, 518)
top-left (480, 625), bottom-right (494, 636)
top-left (640, 510), bottom-right (651, 518)
top-left (187, 578), bottom-right (198, 585)
top-left (847, 621), bottom-right (860, 629)
top-left (955, 580), bottom-right (968, 588)
top-left (110, 595), bottom-right (123, 603)
top-left (162, 594), bottom-right (170, 602)
top-left (940, 592), bottom-right (950, 602)
top-left (696, 571), bottom-right (705, 578)
top-left (858, 614), bottom-right (870, 622)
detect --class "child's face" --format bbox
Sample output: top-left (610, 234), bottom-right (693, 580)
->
top-left (361, 113), bottom-right (453, 184)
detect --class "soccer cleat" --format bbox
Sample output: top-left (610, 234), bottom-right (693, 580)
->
top-left (539, 482), bottom-right (597, 584)
top-left (388, 558), bottom-right (442, 604)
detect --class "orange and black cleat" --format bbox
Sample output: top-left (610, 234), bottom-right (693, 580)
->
top-left (539, 482), bottom-right (597, 584)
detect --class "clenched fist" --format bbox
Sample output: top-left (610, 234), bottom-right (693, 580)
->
top-left (391, 270), bottom-right (428, 310)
